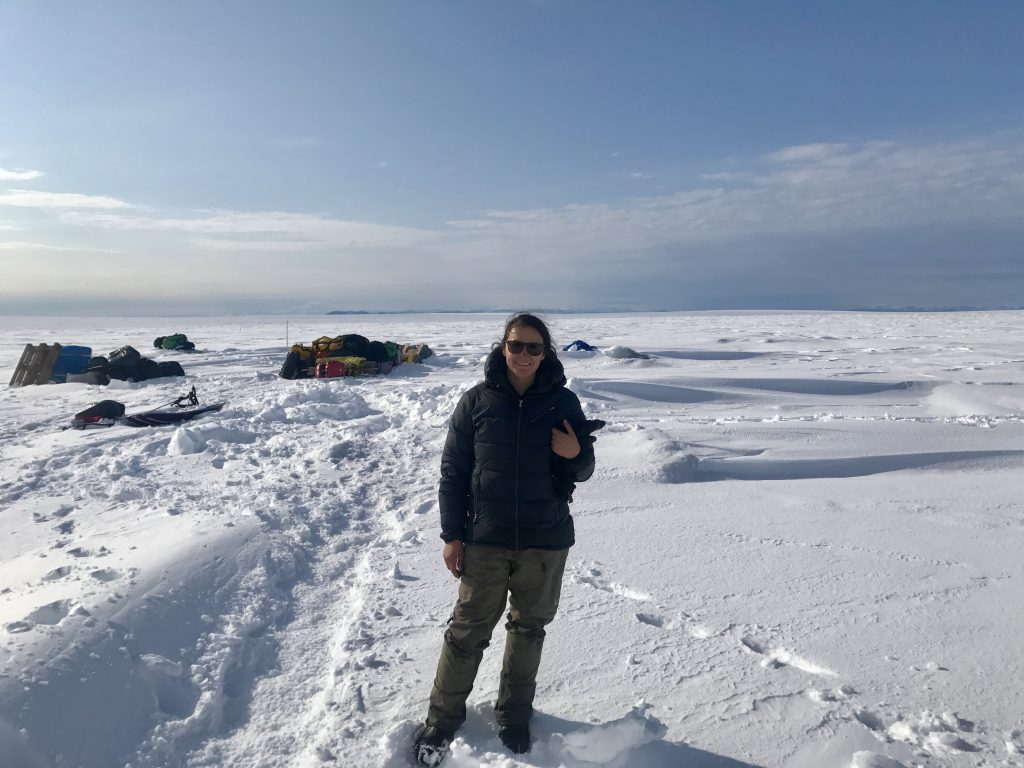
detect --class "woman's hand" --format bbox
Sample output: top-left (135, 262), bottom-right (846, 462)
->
top-left (551, 419), bottom-right (581, 459)
top-left (443, 540), bottom-right (465, 578)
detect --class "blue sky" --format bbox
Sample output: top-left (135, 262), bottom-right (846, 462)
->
top-left (2, 1), bottom-right (1023, 314)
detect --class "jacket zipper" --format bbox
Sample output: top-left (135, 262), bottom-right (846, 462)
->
top-left (515, 397), bottom-right (523, 551)
top-left (530, 405), bottom-right (555, 424)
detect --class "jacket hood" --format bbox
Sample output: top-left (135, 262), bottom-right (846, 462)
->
top-left (484, 347), bottom-right (567, 395)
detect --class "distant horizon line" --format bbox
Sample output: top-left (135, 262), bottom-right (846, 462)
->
top-left (324, 305), bottom-right (1024, 315)
top-left (2, 304), bottom-right (1023, 319)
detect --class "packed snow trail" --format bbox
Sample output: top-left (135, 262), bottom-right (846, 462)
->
top-left (175, 379), bottom-right (466, 768)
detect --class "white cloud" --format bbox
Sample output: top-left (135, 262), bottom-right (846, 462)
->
top-left (444, 135), bottom-right (1024, 253)
top-left (764, 142), bottom-right (850, 163)
top-left (24, 134), bottom-right (1023, 265)
top-left (60, 209), bottom-right (442, 252)
top-left (3, 132), bottom-right (1023, 310)
top-left (190, 237), bottom-right (326, 252)
top-left (0, 166), bottom-right (44, 181)
top-left (629, 172), bottom-right (652, 180)
top-left (0, 190), bottom-right (131, 209)
top-left (0, 240), bottom-right (120, 253)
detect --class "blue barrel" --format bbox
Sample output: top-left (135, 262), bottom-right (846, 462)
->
top-left (50, 345), bottom-right (93, 383)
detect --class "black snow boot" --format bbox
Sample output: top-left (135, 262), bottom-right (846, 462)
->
top-left (499, 724), bottom-right (531, 754)
top-left (414, 725), bottom-right (455, 767)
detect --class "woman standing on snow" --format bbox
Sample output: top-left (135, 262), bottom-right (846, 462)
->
top-left (414, 313), bottom-right (601, 766)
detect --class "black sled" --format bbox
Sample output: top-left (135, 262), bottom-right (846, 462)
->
top-left (71, 386), bottom-right (224, 429)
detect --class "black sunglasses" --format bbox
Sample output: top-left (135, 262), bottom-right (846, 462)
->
top-left (504, 340), bottom-right (545, 356)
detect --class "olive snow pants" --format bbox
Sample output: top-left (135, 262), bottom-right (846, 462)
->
top-left (426, 543), bottom-right (569, 732)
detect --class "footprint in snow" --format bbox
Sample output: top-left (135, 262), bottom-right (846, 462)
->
top-left (42, 566), bottom-right (73, 582)
top-left (32, 504), bottom-right (74, 523)
top-left (687, 623), bottom-right (717, 639)
top-left (633, 611), bottom-right (717, 637)
top-left (854, 709), bottom-right (886, 731)
top-left (1006, 729), bottom-right (1024, 755)
top-left (5, 601), bottom-right (87, 634)
top-left (89, 568), bottom-right (121, 582)
top-left (885, 711), bottom-right (978, 755)
top-left (739, 635), bottom-right (838, 676)
top-left (397, 529), bottom-right (422, 546)
top-left (67, 546), bottom-right (110, 558)
top-left (572, 562), bottom-right (651, 601)
top-left (351, 652), bottom-right (388, 670)
top-left (136, 654), bottom-right (198, 719)
top-left (806, 686), bottom-right (856, 705)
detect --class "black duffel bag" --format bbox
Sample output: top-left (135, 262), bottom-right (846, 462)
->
top-left (135, 358), bottom-right (161, 381)
top-left (364, 340), bottom-right (390, 362)
top-left (339, 334), bottom-right (369, 356)
top-left (108, 345), bottom-right (141, 369)
top-left (73, 400), bottom-right (126, 427)
top-left (279, 350), bottom-right (300, 380)
top-left (156, 361), bottom-right (185, 378)
top-left (107, 346), bottom-right (142, 381)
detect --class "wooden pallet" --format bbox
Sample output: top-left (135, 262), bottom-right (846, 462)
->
top-left (8, 343), bottom-right (63, 386)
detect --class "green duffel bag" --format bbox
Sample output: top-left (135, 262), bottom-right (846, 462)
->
top-left (161, 334), bottom-right (188, 350)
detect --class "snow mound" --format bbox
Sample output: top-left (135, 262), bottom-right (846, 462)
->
top-left (924, 382), bottom-right (1024, 417)
top-left (559, 706), bottom-right (666, 762)
top-left (562, 348), bottom-right (600, 359)
top-left (602, 345), bottom-right (650, 360)
top-left (850, 751), bottom-right (906, 768)
top-left (168, 427), bottom-right (205, 455)
top-left (607, 428), bottom-right (699, 483)
top-left (167, 425), bottom-right (257, 455)
top-left (285, 400), bottom-right (374, 422)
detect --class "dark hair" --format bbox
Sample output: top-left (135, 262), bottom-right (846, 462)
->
top-left (499, 312), bottom-right (558, 359)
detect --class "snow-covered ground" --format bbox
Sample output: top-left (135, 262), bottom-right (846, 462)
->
top-left (1, 311), bottom-right (1022, 768)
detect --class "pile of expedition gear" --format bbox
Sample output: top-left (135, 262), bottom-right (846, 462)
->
top-left (279, 333), bottom-right (433, 380)
top-left (153, 333), bottom-right (196, 351)
top-left (71, 386), bottom-right (224, 429)
top-left (8, 342), bottom-right (186, 386)
top-left (72, 346), bottom-right (186, 386)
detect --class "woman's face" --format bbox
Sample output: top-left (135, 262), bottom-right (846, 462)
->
top-left (502, 324), bottom-right (546, 386)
